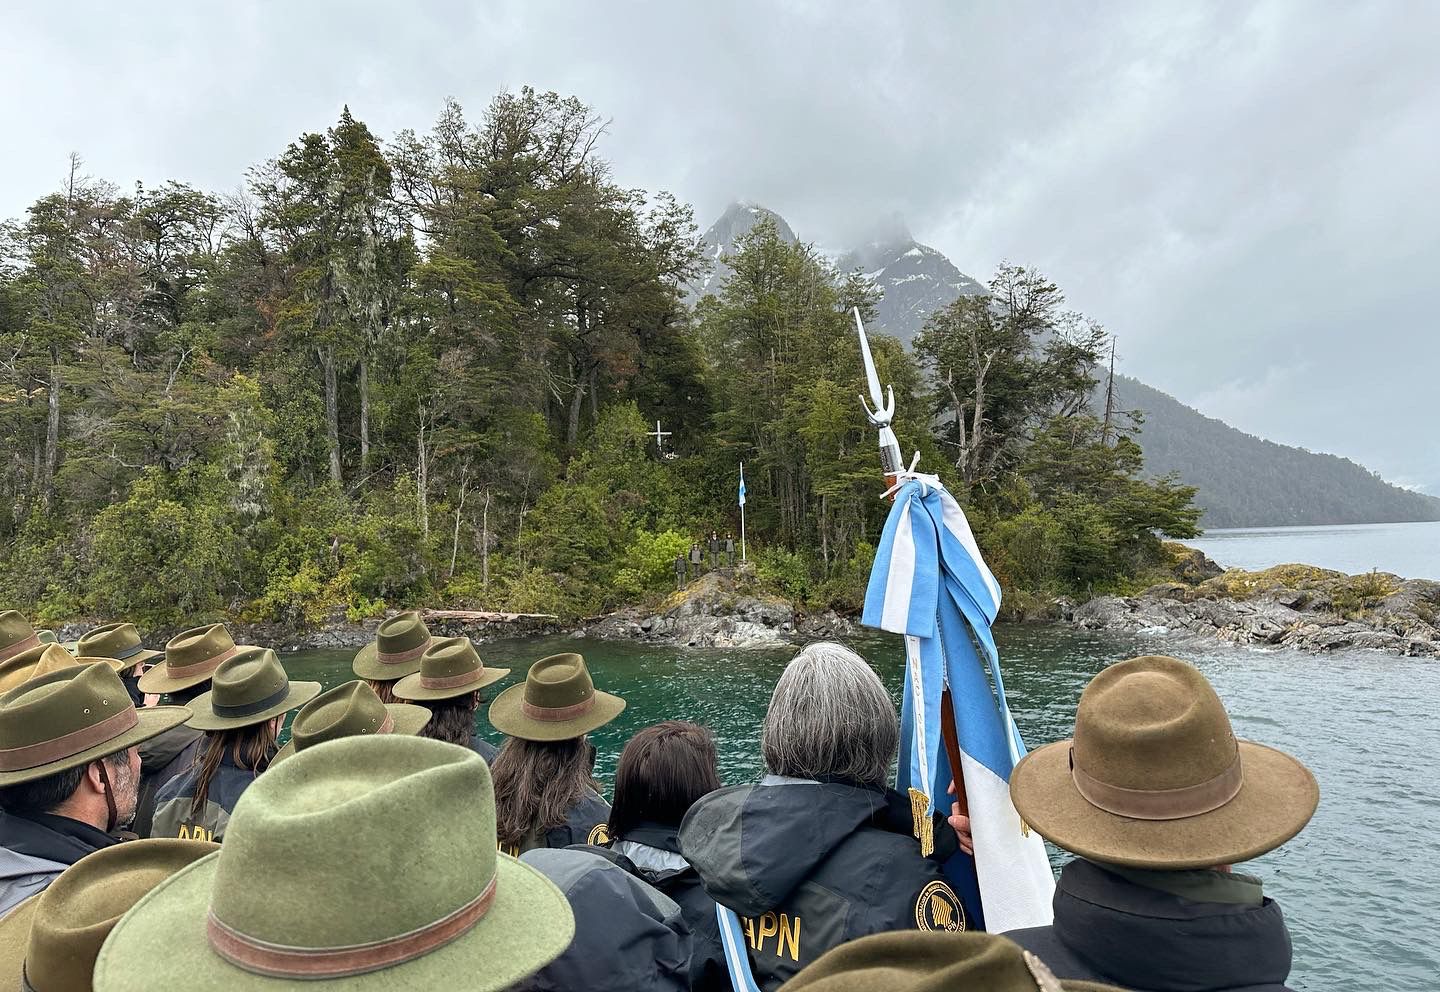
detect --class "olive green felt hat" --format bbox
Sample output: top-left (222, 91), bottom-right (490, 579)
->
top-left (392, 636), bottom-right (509, 703)
top-left (0, 643), bottom-right (94, 694)
top-left (487, 653), bottom-right (624, 742)
top-left (1010, 655), bottom-right (1319, 870)
top-left (781, 931), bottom-right (1123, 992)
top-left (0, 611), bottom-right (43, 665)
top-left (272, 680), bottom-right (431, 764)
top-left (139, 624), bottom-right (251, 695)
top-left (184, 648), bottom-right (320, 733)
top-left (0, 838), bottom-right (219, 992)
top-left (0, 663), bottom-right (190, 787)
top-left (35, 629), bottom-right (58, 646)
top-left (93, 735), bottom-right (575, 990)
top-left (74, 623), bottom-right (162, 670)
top-left (352, 611), bottom-right (434, 682)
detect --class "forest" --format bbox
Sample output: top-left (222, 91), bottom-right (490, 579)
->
top-left (0, 89), bottom-right (1202, 628)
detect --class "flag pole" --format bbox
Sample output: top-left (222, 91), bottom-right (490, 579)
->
top-left (739, 462), bottom-right (747, 562)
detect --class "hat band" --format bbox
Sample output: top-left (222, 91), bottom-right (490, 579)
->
top-left (0, 706), bottom-right (139, 771)
top-left (0, 634), bottom-right (41, 664)
top-left (212, 684), bottom-right (291, 720)
top-left (107, 642), bottom-right (145, 661)
top-left (419, 669), bottom-right (482, 690)
top-left (207, 874), bottom-right (497, 979)
top-left (1070, 746), bottom-right (1244, 821)
top-left (378, 637), bottom-right (432, 666)
top-left (520, 694), bottom-right (594, 722)
top-left (166, 645), bottom-right (238, 679)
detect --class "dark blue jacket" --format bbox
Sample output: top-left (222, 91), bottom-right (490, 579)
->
top-left (1007, 859), bottom-right (1295, 992)
top-left (151, 747), bottom-right (267, 842)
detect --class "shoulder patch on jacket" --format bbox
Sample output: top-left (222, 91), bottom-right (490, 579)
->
top-left (587, 822), bottom-right (611, 846)
top-left (914, 879), bottom-right (966, 932)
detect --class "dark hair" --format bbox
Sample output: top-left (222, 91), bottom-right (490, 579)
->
top-left (491, 736), bottom-right (598, 849)
top-left (163, 682), bottom-right (212, 706)
top-left (191, 723), bottom-right (277, 818)
top-left (0, 753), bottom-right (125, 816)
top-left (608, 721), bottom-right (721, 840)
top-left (365, 679), bottom-right (399, 705)
top-left (418, 692), bottom-right (481, 748)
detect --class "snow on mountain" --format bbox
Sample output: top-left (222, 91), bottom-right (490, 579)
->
top-left (687, 202), bottom-right (797, 301)
top-left (835, 227), bottom-right (988, 348)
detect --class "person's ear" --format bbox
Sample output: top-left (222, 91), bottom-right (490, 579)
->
top-left (83, 760), bottom-right (108, 795)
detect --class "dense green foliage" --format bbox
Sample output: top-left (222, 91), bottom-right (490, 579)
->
top-left (0, 91), bottom-right (1200, 627)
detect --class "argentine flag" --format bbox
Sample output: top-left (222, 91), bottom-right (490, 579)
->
top-left (738, 463), bottom-right (746, 506)
top-left (863, 476), bottom-right (1054, 933)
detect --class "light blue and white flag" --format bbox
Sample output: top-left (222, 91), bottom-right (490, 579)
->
top-left (863, 474), bottom-right (1054, 933)
top-left (738, 463), bottom-right (747, 507)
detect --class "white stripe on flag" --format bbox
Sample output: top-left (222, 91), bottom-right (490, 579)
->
top-left (958, 750), bottom-right (1055, 932)
top-left (881, 500), bottom-right (916, 632)
top-left (939, 489), bottom-right (1001, 611)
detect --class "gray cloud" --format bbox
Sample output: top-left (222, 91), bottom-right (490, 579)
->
top-left (3, 0), bottom-right (1436, 490)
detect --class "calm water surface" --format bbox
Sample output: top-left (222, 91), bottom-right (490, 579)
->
top-left (286, 628), bottom-right (1440, 991)
top-left (1190, 520), bottom-right (1440, 579)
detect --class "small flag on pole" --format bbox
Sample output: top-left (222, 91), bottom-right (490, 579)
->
top-left (738, 463), bottom-right (746, 506)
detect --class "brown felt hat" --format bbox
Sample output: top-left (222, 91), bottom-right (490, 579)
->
top-left (74, 623), bottom-right (161, 670)
top-left (272, 681), bottom-right (431, 764)
top-left (352, 611), bottom-right (434, 681)
top-left (392, 637), bottom-right (510, 703)
top-left (487, 653), bottom-right (624, 742)
top-left (1010, 655), bottom-right (1319, 870)
top-left (781, 931), bottom-right (1123, 991)
top-left (184, 648), bottom-right (320, 733)
top-left (0, 663), bottom-right (190, 787)
top-left (0, 612), bottom-right (43, 665)
top-left (139, 624), bottom-right (251, 695)
top-left (0, 644), bottom-right (96, 693)
top-left (0, 838), bottom-right (218, 992)
top-left (93, 736), bottom-right (574, 990)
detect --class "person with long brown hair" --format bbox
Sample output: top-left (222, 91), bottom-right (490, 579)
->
top-left (607, 721), bottom-right (728, 992)
top-left (150, 648), bottom-right (319, 842)
top-left (393, 636), bottom-right (509, 760)
top-left (487, 653), bottom-right (625, 855)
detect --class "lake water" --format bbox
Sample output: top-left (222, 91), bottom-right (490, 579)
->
top-left (285, 627), bottom-right (1440, 991)
top-left (1190, 520), bottom-right (1440, 579)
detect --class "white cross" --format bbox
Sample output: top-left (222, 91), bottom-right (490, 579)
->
top-left (647, 420), bottom-right (671, 453)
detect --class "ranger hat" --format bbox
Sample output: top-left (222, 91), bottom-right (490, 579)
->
top-left (0, 663), bottom-right (190, 787)
top-left (183, 648), bottom-right (320, 733)
top-left (74, 623), bottom-right (162, 669)
top-left (0, 643), bottom-right (92, 694)
top-left (93, 735), bottom-right (575, 990)
top-left (0, 612), bottom-right (43, 665)
top-left (1010, 655), bottom-right (1319, 870)
top-left (139, 624), bottom-right (249, 695)
top-left (352, 611), bottom-right (433, 681)
top-left (272, 680), bottom-right (430, 763)
top-left (392, 637), bottom-right (509, 703)
top-left (488, 653), bottom-right (624, 742)
top-left (0, 838), bottom-right (219, 992)
top-left (781, 931), bottom-right (1122, 991)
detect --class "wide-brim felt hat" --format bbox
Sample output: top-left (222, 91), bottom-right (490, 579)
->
top-left (273, 681), bottom-right (431, 764)
top-left (0, 663), bottom-right (190, 787)
top-left (352, 611), bottom-right (435, 682)
top-left (74, 623), bottom-right (162, 669)
top-left (393, 636), bottom-right (509, 703)
top-left (139, 624), bottom-right (249, 695)
top-left (0, 838), bottom-right (219, 992)
top-left (781, 931), bottom-right (1122, 992)
top-left (93, 736), bottom-right (575, 991)
top-left (1010, 655), bottom-right (1319, 870)
top-left (0, 643), bottom-right (97, 694)
top-left (488, 653), bottom-right (624, 742)
top-left (184, 648), bottom-right (320, 732)
top-left (0, 611), bottom-right (44, 664)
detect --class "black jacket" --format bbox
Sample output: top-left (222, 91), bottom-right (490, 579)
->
top-left (609, 823), bottom-right (728, 992)
top-left (679, 778), bottom-right (966, 990)
top-left (500, 788), bottom-right (613, 857)
top-left (0, 809), bottom-right (119, 914)
top-left (134, 724), bottom-right (203, 838)
top-left (1006, 859), bottom-right (1295, 992)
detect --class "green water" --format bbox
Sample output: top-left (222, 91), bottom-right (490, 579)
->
top-left (284, 627), bottom-right (1440, 992)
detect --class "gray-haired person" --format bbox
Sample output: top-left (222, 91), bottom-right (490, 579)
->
top-left (679, 642), bottom-right (970, 990)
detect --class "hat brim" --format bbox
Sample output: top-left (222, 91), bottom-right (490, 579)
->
top-left (487, 683), bottom-right (626, 742)
top-left (138, 645), bottom-right (260, 695)
top-left (0, 706), bottom-right (192, 787)
top-left (93, 850), bottom-right (575, 992)
top-left (351, 641), bottom-right (427, 682)
top-left (1009, 738), bottom-right (1319, 870)
top-left (185, 682), bottom-right (322, 733)
top-left (392, 667), bottom-right (510, 703)
top-left (0, 892), bottom-right (35, 986)
top-left (271, 704), bottom-right (433, 765)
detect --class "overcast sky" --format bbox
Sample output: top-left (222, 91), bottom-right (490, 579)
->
top-left (4, 1), bottom-right (1437, 492)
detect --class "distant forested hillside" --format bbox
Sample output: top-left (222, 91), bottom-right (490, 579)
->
top-left (1114, 376), bottom-right (1440, 528)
